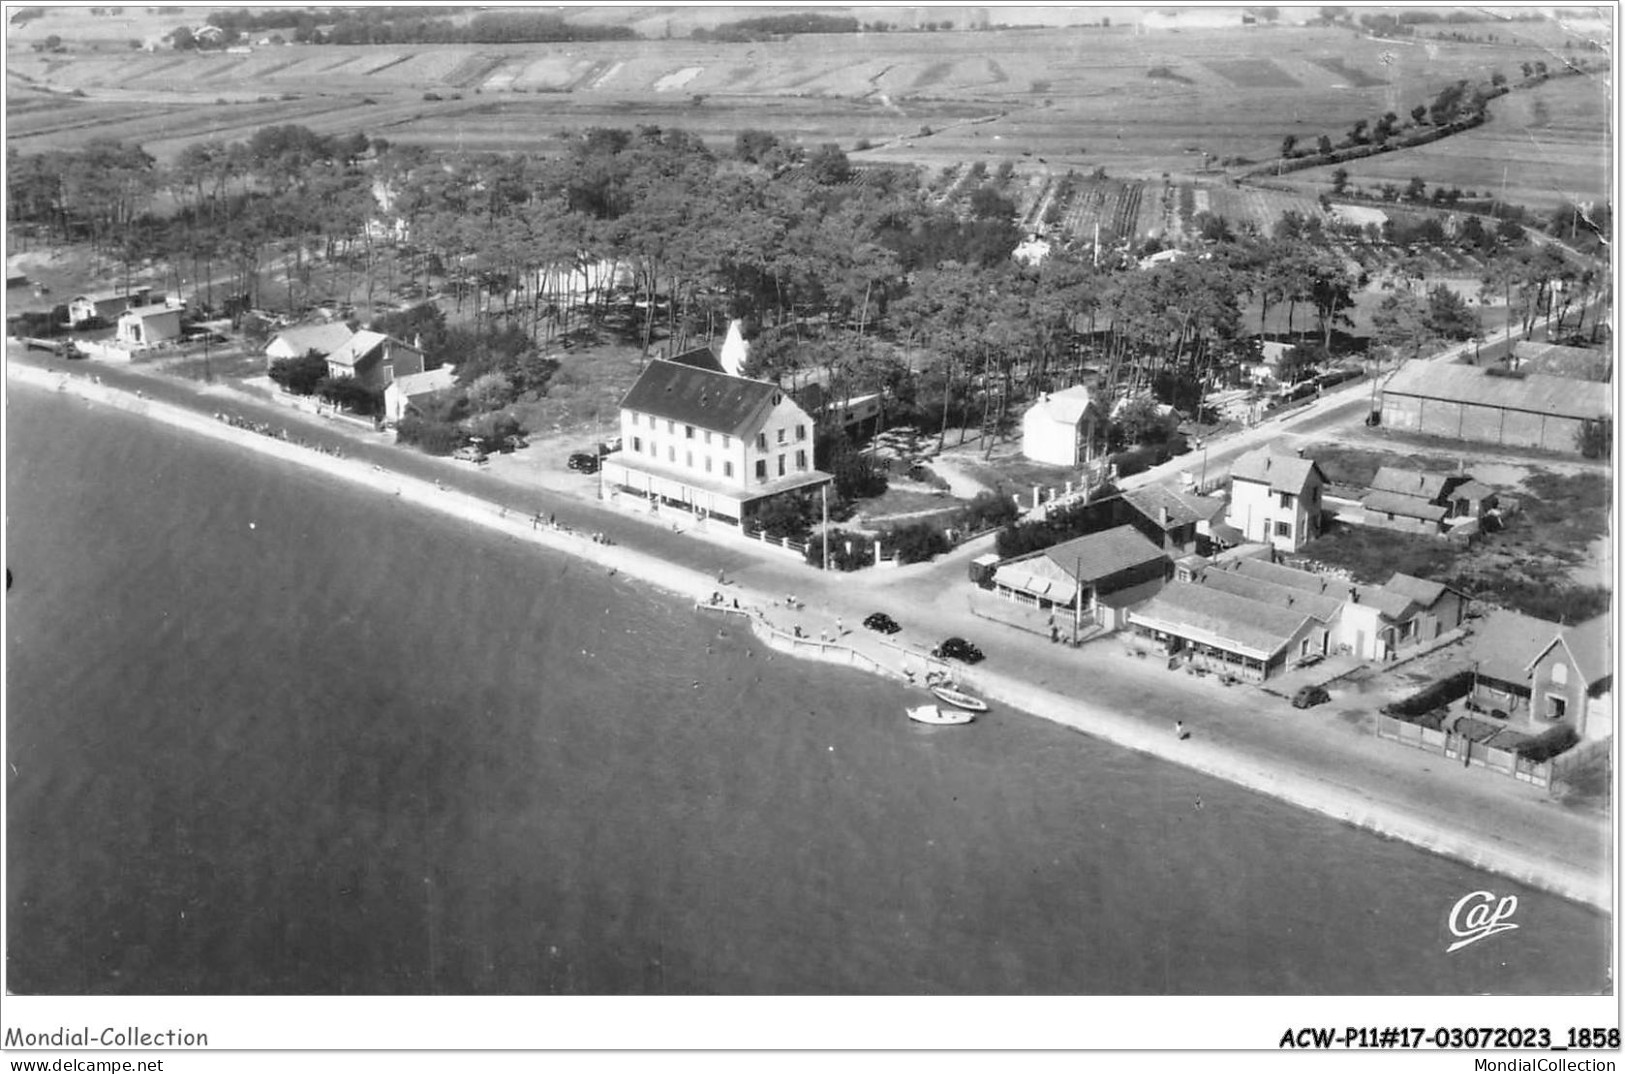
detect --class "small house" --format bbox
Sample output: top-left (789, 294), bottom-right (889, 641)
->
top-left (1469, 612), bottom-right (1612, 740)
top-left (1225, 448), bottom-right (1326, 552)
top-left (1021, 385), bottom-right (1103, 468)
top-left (1119, 484), bottom-right (1225, 556)
top-left (265, 322), bottom-right (355, 366)
top-left (115, 303), bottom-right (183, 348)
top-left (324, 331), bottom-right (426, 391)
top-left (70, 286), bottom-right (151, 325)
top-left (991, 525), bottom-right (1170, 630)
top-left (384, 365), bottom-right (458, 424)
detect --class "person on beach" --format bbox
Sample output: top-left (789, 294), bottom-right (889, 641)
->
top-left (835, 617), bottom-right (843, 636)
top-left (1175, 720), bottom-right (1186, 740)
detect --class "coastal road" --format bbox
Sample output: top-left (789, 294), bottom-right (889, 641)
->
top-left (15, 345), bottom-right (1611, 911)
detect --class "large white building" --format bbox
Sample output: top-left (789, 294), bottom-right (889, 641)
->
top-left (1226, 449), bottom-right (1326, 553)
top-left (600, 350), bottom-right (832, 527)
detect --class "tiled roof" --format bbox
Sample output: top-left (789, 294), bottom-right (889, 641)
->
top-left (1361, 489), bottom-right (1449, 522)
top-left (121, 302), bottom-right (175, 319)
top-left (1527, 613), bottom-right (1613, 688)
top-left (1196, 564), bottom-right (1343, 622)
top-left (1369, 466), bottom-right (1452, 501)
top-left (668, 346), bottom-right (727, 374)
top-left (620, 359), bottom-right (782, 438)
top-left (1129, 581), bottom-right (1312, 660)
top-left (1471, 610), bottom-right (1562, 686)
top-left (390, 366), bottom-right (456, 399)
top-left (1512, 341), bottom-right (1613, 383)
top-left (1121, 484), bottom-right (1224, 529)
top-left (269, 322), bottom-right (354, 357)
top-left (1383, 572), bottom-right (1449, 608)
top-left (1229, 448), bottom-right (1325, 493)
top-left (326, 330), bottom-right (388, 369)
top-left (992, 555), bottom-right (1077, 599)
top-left (1449, 479), bottom-right (1496, 503)
top-left (1229, 557), bottom-right (1416, 619)
top-left (1041, 525), bottom-right (1169, 584)
top-left (1383, 360), bottom-right (1613, 421)
top-left (1026, 384), bottom-right (1098, 426)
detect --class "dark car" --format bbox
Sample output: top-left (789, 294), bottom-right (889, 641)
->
top-left (863, 612), bottom-right (901, 635)
top-left (1291, 684), bottom-right (1330, 709)
top-left (931, 636), bottom-right (984, 664)
top-left (567, 452), bottom-right (600, 474)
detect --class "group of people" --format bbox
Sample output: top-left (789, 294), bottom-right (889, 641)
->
top-left (215, 412), bottom-right (345, 458)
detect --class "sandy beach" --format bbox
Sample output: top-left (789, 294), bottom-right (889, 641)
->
top-left (11, 361), bottom-right (1611, 912)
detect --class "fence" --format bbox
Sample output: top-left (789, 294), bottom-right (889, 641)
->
top-left (1375, 714), bottom-right (1552, 788)
top-left (740, 527), bottom-right (808, 556)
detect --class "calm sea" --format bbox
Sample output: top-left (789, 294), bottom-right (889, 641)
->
top-left (5, 387), bottom-right (1611, 994)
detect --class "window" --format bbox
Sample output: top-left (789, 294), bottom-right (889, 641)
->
top-left (795, 449), bottom-right (807, 470)
top-left (796, 424), bottom-right (807, 441)
top-left (776, 428), bottom-right (786, 445)
top-left (668, 446), bottom-right (675, 462)
top-left (704, 431), bottom-right (712, 445)
top-left (777, 454), bottom-right (786, 477)
top-left (686, 451), bottom-right (693, 468)
top-left (755, 460), bottom-right (767, 481)
top-left (1274, 520), bottom-right (1292, 538)
top-left (756, 432), bottom-right (767, 451)
top-left (1550, 661), bottom-right (1568, 686)
top-left (704, 456), bottom-right (713, 473)
top-left (632, 436), bottom-right (643, 453)
top-left (649, 413), bottom-right (656, 428)
top-left (1547, 694), bottom-right (1567, 720)
top-left (666, 420), bottom-right (674, 434)
top-left (722, 435), bottom-right (731, 449)
top-left (724, 461), bottom-right (734, 478)
top-left (1279, 492), bottom-right (1294, 509)
top-left (685, 425), bottom-right (694, 440)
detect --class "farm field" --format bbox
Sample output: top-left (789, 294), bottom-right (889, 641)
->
top-left (8, 18), bottom-right (1607, 183)
top-left (1270, 75), bottom-right (1611, 210)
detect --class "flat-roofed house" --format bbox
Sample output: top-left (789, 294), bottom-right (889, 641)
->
top-left (1226, 448), bottom-right (1326, 552)
top-left (1380, 360), bottom-right (1612, 453)
top-left (70, 286), bottom-right (151, 325)
top-left (601, 357), bottom-right (831, 529)
top-left (324, 330), bottom-right (426, 391)
top-left (1127, 580), bottom-right (1322, 681)
top-left (1021, 385), bottom-right (1103, 467)
top-left (264, 322), bottom-right (355, 366)
top-left (115, 303), bottom-right (183, 348)
top-left (991, 524), bottom-right (1171, 629)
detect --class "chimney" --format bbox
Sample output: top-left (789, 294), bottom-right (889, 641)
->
top-left (1296, 446), bottom-right (1305, 458)
top-left (1350, 589), bottom-right (1360, 604)
top-left (1160, 506), bottom-right (1170, 528)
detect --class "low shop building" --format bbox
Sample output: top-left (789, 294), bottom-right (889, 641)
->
top-left (1127, 580), bottom-right (1322, 681)
top-left (991, 525), bottom-right (1170, 630)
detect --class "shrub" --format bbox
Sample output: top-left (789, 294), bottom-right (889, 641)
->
top-left (268, 350), bottom-right (329, 395)
top-left (396, 416), bottom-right (466, 455)
top-left (804, 528), bottom-right (871, 571)
top-left (752, 494), bottom-right (813, 543)
top-left (1517, 723), bottom-right (1579, 763)
top-left (954, 490), bottom-right (1019, 534)
top-left (315, 377), bottom-right (382, 417)
top-left (884, 521), bottom-right (951, 564)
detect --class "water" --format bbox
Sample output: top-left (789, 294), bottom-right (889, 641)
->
top-left (5, 387), bottom-right (1611, 994)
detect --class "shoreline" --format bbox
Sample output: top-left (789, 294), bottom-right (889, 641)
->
top-left (14, 363), bottom-right (1611, 913)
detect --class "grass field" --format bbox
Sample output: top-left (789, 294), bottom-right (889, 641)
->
top-left (8, 16), bottom-right (1608, 187)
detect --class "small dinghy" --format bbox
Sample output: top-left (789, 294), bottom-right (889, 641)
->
top-left (907, 704), bottom-right (974, 726)
top-left (929, 684), bottom-right (990, 712)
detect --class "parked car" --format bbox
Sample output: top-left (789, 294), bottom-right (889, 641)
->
top-left (452, 444), bottom-right (488, 464)
top-left (1291, 684), bottom-right (1330, 709)
top-left (567, 452), bottom-right (600, 474)
top-left (931, 637), bottom-right (985, 664)
top-left (863, 612), bottom-right (901, 635)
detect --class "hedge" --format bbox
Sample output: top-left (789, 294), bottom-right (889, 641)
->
top-left (1517, 724), bottom-right (1579, 763)
top-left (1381, 668), bottom-right (1473, 720)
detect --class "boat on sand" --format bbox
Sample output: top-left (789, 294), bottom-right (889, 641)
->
top-left (907, 704), bottom-right (974, 726)
top-left (929, 684), bottom-right (989, 712)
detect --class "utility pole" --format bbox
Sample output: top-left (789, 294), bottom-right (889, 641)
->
top-left (821, 482), bottom-right (830, 572)
top-left (1072, 554), bottom-right (1083, 646)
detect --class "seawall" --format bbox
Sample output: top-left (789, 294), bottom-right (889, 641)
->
top-left (16, 364), bottom-right (1610, 913)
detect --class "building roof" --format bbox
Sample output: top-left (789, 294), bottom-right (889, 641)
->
top-left (120, 302), bottom-right (176, 320)
top-left (1041, 525), bottom-right (1169, 584)
top-left (1361, 489), bottom-right (1449, 522)
top-left (1527, 613), bottom-right (1612, 688)
top-left (1121, 484), bottom-right (1225, 530)
top-left (1025, 385), bottom-right (1097, 427)
top-left (1382, 360), bottom-right (1613, 421)
top-left (268, 322), bottom-right (354, 357)
top-left (1130, 581), bottom-right (1313, 660)
top-left (1369, 466), bottom-right (1453, 502)
top-left (326, 330), bottom-right (388, 369)
top-left (1511, 341), bottom-right (1613, 383)
top-left (620, 358), bottom-right (784, 438)
top-left (1471, 610), bottom-right (1563, 686)
top-left (1229, 448), bottom-right (1325, 493)
top-left (1449, 479), bottom-right (1496, 503)
top-left (389, 365), bottom-right (456, 400)
top-left (75, 286), bottom-right (148, 305)
top-left (1195, 565), bottom-right (1344, 622)
top-left (1382, 572), bottom-right (1452, 608)
top-left (667, 346), bottom-right (727, 374)
top-left (991, 555), bottom-right (1077, 600)
top-left (1228, 556), bottom-right (1417, 619)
